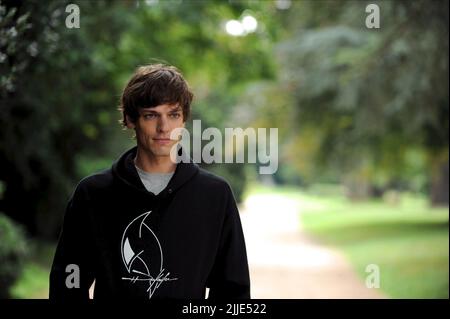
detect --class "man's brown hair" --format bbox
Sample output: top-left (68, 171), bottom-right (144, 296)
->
top-left (119, 64), bottom-right (194, 126)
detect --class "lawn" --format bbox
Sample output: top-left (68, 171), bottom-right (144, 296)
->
top-left (246, 183), bottom-right (449, 299)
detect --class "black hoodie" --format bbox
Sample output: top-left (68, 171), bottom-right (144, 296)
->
top-left (49, 146), bottom-right (250, 300)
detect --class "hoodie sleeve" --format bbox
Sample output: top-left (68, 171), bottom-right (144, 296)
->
top-left (206, 184), bottom-right (251, 299)
top-left (49, 183), bottom-right (96, 300)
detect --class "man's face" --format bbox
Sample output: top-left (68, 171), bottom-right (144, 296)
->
top-left (127, 103), bottom-right (185, 158)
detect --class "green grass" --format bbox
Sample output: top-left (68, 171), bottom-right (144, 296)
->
top-left (246, 183), bottom-right (449, 299)
top-left (10, 241), bottom-right (56, 299)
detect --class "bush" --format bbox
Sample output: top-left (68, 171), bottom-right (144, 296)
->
top-left (0, 213), bottom-right (28, 298)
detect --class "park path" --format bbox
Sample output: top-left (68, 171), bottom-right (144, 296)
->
top-left (239, 192), bottom-right (386, 299)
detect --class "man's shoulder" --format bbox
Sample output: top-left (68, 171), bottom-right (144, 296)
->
top-left (195, 167), bottom-right (232, 192)
top-left (76, 168), bottom-right (114, 194)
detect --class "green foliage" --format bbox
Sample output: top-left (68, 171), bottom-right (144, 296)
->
top-left (0, 0), bottom-right (281, 237)
top-left (9, 262), bottom-right (49, 299)
top-left (268, 0), bottom-right (448, 198)
top-left (0, 213), bottom-right (28, 298)
top-left (9, 241), bottom-right (55, 299)
top-left (1, 0), bottom-right (447, 241)
top-left (0, 0), bottom-right (131, 237)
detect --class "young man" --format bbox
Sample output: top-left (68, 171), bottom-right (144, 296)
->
top-left (49, 64), bottom-right (250, 300)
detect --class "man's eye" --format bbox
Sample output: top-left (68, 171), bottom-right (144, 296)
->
top-left (143, 114), bottom-right (156, 119)
top-left (170, 113), bottom-right (181, 118)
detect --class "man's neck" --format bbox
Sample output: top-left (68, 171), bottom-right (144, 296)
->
top-left (134, 148), bottom-right (177, 174)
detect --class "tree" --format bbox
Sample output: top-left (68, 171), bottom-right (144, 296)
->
top-left (272, 0), bottom-right (448, 203)
top-left (0, 0), bottom-right (279, 237)
top-left (0, 0), bottom-right (130, 237)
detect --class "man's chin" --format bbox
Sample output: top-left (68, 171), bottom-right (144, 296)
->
top-left (149, 145), bottom-right (174, 157)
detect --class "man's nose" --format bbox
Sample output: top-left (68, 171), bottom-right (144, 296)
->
top-left (157, 116), bottom-right (170, 132)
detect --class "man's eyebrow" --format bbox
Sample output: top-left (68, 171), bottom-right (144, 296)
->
top-left (169, 106), bottom-right (182, 112)
top-left (141, 109), bottom-right (159, 114)
top-left (140, 107), bottom-right (181, 114)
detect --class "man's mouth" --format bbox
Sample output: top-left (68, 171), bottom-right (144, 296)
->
top-left (153, 138), bottom-right (172, 145)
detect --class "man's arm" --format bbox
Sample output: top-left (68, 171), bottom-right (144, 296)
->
top-left (206, 184), bottom-right (251, 299)
top-left (49, 184), bottom-right (95, 300)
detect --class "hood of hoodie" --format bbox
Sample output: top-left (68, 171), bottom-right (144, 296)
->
top-left (111, 145), bottom-right (199, 197)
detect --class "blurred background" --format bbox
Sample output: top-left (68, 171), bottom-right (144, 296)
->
top-left (0, 0), bottom-right (448, 299)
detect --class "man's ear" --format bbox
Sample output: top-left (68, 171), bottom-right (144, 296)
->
top-left (126, 115), bottom-right (135, 129)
